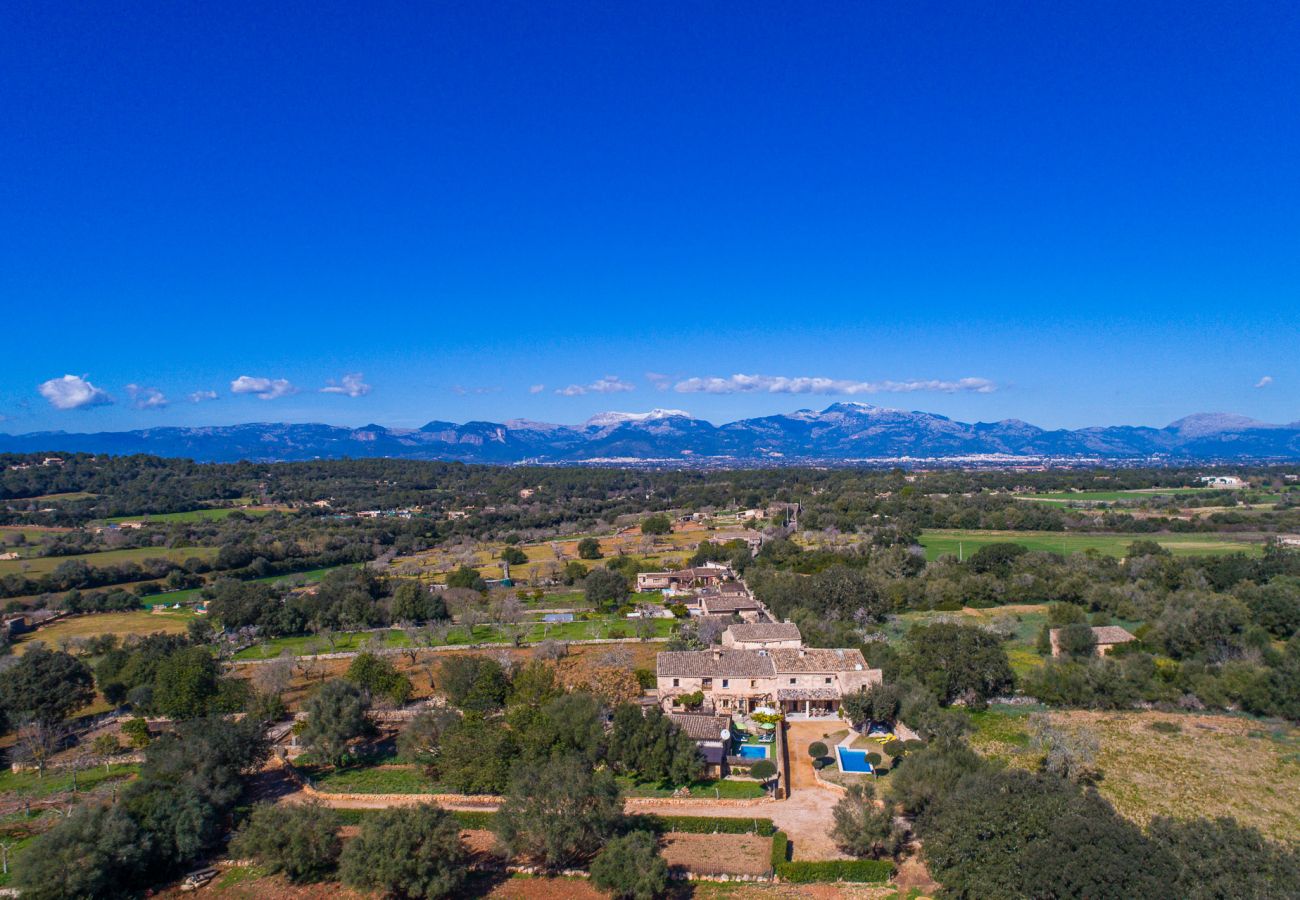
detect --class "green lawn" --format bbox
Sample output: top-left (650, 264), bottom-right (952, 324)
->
top-left (615, 775), bottom-right (766, 799)
top-left (0, 763), bottom-right (139, 799)
top-left (303, 764), bottom-right (439, 794)
top-left (141, 564), bottom-right (346, 607)
top-left (919, 529), bottom-right (1261, 560)
top-left (233, 613), bottom-right (678, 660)
top-left (0, 545), bottom-right (218, 577)
top-left (103, 507), bottom-right (278, 524)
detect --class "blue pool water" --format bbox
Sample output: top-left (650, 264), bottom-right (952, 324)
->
top-left (737, 744), bottom-right (769, 759)
top-left (837, 746), bottom-right (874, 773)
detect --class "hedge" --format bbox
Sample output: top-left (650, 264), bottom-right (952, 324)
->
top-left (769, 831), bottom-right (893, 883)
top-left (778, 859), bottom-right (894, 883)
top-left (641, 815), bottom-right (776, 836)
top-left (332, 808), bottom-right (498, 830)
top-left (771, 831), bottom-right (790, 869)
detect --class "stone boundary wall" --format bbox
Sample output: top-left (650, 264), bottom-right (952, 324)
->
top-left (295, 781), bottom-right (774, 809)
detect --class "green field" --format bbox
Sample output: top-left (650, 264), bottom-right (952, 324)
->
top-left (103, 507), bottom-right (278, 524)
top-left (919, 529), bottom-right (1260, 560)
top-left (233, 613), bottom-right (678, 660)
top-left (967, 706), bottom-right (1300, 843)
top-left (140, 564), bottom-right (346, 607)
top-left (0, 545), bottom-right (218, 577)
top-left (1014, 488), bottom-right (1221, 503)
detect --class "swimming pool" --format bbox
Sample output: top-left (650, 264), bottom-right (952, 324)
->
top-left (836, 746), bottom-right (873, 773)
top-left (737, 744), bottom-right (769, 760)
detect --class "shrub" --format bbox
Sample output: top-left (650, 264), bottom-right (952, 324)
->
top-left (590, 830), bottom-right (669, 900)
top-left (777, 859), bottom-right (895, 883)
top-left (229, 801), bottom-right (341, 883)
top-left (771, 830), bottom-right (791, 869)
top-left (808, 741), bottom-right (829, 759)
top-left (866, 752), bottom-right (883, 767)
top-left (1149, 720), bottom-right (1181, 735)
top-left (339, 804), bottom-right (468, 900)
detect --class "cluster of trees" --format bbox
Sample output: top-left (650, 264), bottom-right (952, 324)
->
top-left (231, 757), bottom-right (674, 899)
top-left (297, 655), bottom-right (703, 798)
top-left (888, 735), bottom-right (1300, 898)
top-left (12, 717), bottom-right (269, 898)
top-left (206, 568), bottom-right (449, 637)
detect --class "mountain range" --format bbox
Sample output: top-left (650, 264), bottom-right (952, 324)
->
top-left (2, 405), bottom-right (1299, 465)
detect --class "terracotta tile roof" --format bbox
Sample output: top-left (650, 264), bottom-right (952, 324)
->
top-left (769, 647), bottom-right (868, 673)
top-left (656, 649), bottom-right (776, 678)
top-left (700, 596), bottom-right (761, 612)
top-left (668, 713), bottom-right (732, 742)
top-left (1048, 625), bottom-right (1136, 645)
top-left (726, 623), bottom-right (801, 642)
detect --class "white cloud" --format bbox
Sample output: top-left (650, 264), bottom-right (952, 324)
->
top-left (1255, 376), bottom-right (1274, 389)
top-left (645, 372), bottom-right (672, 390)
top-left (38, 374), bottom-right (113, 410)
top-left (320, 373), bottom-right (372, 397)
top-left (529, 384), bottom-right (546, 394)
top-left (556, 375), bottom-right (636, 397)
top-left (230, 375), bottom-right (297, 400)
top-left (126, 384), bottom-right (168, 409)
top-left (673, 373), bottom-right (998, 395)
top-left (452, 384), bottom-right (501, 396)
top-left (188, 390), bottom-right (219, 403)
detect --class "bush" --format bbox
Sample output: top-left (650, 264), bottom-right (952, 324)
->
top-left (771, 830), bottom-right (790, 869)
top-left (777, 859), bottom-right (895, 883)
top-left (640, 514), bottom-right (673, 536)
top-left (590, 830), bottom-right (669, 900)
top-left (867, 752), bottom-right (883, 767)
top-left (808, 741), bottom-right (828, 759)
top-left (1149, 720), bottom-right (1181, 734)
top-left (229, 801), bottom-right (340, 883)
top-left (339, 804), bottom-right (468, 900)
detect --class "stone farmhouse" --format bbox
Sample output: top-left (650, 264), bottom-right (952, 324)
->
top-left (656, 646), bottom-right (882, 717)
top-left (1049, 624), bottom-right (1137, 657)
top-left (722, 622), bottom-right (802, 650)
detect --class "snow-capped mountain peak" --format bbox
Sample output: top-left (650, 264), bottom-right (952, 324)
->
top-left (583, 409), bottom-right (694, 428)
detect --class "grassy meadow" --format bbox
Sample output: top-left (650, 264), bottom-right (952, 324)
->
top-left (0, 545), bottom-right (218, 577)
top-left (919, 529), bottom-right (1261, 561)
top-left (967, 706), bottom-right (1300, 843)
top-left (13, 608), bottom-right (195, 653)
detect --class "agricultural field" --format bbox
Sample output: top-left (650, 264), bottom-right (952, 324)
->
top-left (139, 564), bottom-right (347, 607)
top-left (0, 544), bottom-right (218, 577)
top-left (967, 706), bottom-right (1300, 843)
top-left (12, 607), bottom-right (195, 653)
top-left (392, 519), bottom-right (752, 586)
top-left (886, 603), bottom-right (1069, 678)
top-left (232, 611), bottom-right (678, 661)
top-left (918, 529), bottom-right (1262, 560)
top-left (1013, 488), bottom-right (1224, 502)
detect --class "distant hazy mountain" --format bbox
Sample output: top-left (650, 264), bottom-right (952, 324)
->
top-left (3, 403), bottom-right (1299, 464)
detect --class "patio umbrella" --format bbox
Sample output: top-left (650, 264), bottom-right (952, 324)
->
top-left (758, 722), bottom-right (776, 731)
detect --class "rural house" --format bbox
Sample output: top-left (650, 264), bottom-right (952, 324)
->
top-left (667, 712), bottom-right (733, 775)
top-left (656, 646), bottom-right (881, 717)
top-left (1049, 624), bottom-right (1137, 657)
top-left (722, 622), bottom-right (802, 650)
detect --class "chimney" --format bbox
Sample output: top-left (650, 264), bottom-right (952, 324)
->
top-left (798, 648), bottom-right (806, 658)
top-left (712, 647), bottom-right (722, 660)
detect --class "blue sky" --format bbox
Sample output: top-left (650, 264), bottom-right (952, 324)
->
top-left (2, 2), bottom-right (1297, 433)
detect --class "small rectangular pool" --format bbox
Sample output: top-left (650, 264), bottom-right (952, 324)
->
top-left (737, 744), bottom-right (769, 760)
top-left (836, 746), bottom-right (873, 773)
